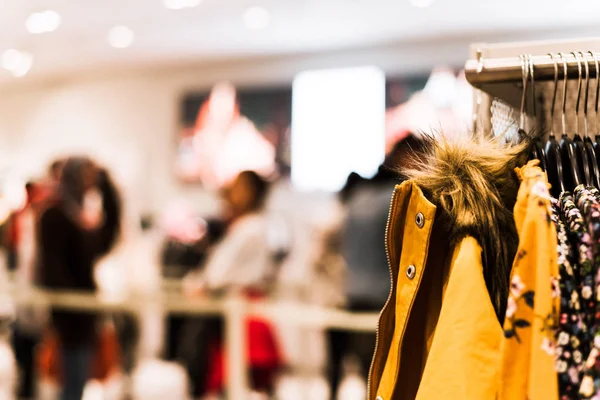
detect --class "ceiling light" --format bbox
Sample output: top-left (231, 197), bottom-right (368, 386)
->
top-left (409, 0), bottom-right (435, 8)
top-left (108, 26), bottom-right (135, 49)
top-left (242, 6), bottom-right (271, 30)
top-left (1, 49), bottom-right (33, 77)
top-left (163, 0), bottom-right (202, 10)
top-left (25, 10), bottom-right (61, 34)
top-left (2, 49), bottom-right (22, 71)
top-left (11, 55), bottom-right (33, 77)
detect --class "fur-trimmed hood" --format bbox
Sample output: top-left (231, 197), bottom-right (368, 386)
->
top-left (394, 132), bottom-right (533, 320)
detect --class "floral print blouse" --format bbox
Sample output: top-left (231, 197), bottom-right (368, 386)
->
top-left (550, 186), bottom-right (600, 399)
top-left (499, 161), bottom-right (560, 400)
top-left (552, 196), bottom-right (582, 399)
top-left (574, 185), bottom-right (600, 398)
top-left (499, 161), bottom-right (600, 399)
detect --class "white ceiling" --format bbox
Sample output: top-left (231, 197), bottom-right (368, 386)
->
top-left (1, 0), bottom-right (600, 81)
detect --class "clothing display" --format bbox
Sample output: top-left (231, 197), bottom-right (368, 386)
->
top-left (369, 139), bottom-right (600, 399)
top-left (370, 46), bottom-right (600, 400)
top-left (546, 186), bottom-right (600, 399)
top-left (369, 134), bottom-right (531, 400)
top-left (6, 31), bottom-right (600, 400)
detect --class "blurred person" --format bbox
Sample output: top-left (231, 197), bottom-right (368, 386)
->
top-left (263, 181), bottom-right (344, 399)
top-left (37, 157), bottom-right (121, 400)
top-left (159, 201), bottom-right (227, 279)
top-left (39, 159), bottom-right (65, 193)
top-left (11, 182), bottom-right (46, 398)
top-left (4, 182), bottom-right (35, 272)
top-left (14, 182), bottom-right (43, 283)
top-left (49, 159), bottom-right (65, 182)
top-left (5, 182), bottom-right (37, 271)
top-left (161, 212), bottom-right (229, 394)
top-left (185, 170), bottom-right (274, 292)
top-left (328, 135), bottom-right (426, 397)
top-left (37, 159), bottom-right (66, 206)
top-left (183, 170), bottom-right (282, 396)
top-left (327, 169), bottom-right (393, 397)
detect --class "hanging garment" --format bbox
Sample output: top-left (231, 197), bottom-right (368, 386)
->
top-left (562, 192), bottom-right (595, 328)
top-left (572, 186), bottom-right (600, 398)
top-left (551, 197), bottom-right (581, 398)
top-left (498, 160), bottom-right (559, 400)
top-left (557, 191), bottom-right (596, 398)
top-left (369, 134), bottom-right (532, 400)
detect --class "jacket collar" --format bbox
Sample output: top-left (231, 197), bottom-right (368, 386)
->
top-left (368, 179), bottom-right (436, 399)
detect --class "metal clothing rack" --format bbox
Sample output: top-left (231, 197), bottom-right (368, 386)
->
top-left (465, 52), bottom-right (600, 86)
top-left (464, 38), bottom-right (600, 134)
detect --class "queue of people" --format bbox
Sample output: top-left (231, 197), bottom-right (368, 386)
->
top-left (1, 150), bottom-right (404, 399)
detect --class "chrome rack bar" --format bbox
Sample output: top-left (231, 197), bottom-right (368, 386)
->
top-left (465, 52), bottom-right (600, 86)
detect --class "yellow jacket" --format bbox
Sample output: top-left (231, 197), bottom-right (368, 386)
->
top-left (368, 137), bottom-right (558, 399)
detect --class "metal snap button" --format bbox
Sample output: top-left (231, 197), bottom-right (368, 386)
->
top-left (406, 264), bottom-right (416, 280)
top-left (415, 212), bottom-right (425, 228)
top-left (376, 397), bottom-right (383, 400)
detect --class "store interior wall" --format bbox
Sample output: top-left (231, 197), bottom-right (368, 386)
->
top-left (0, 40), bottom-right (472, 218)
top-left (0, 30), bottom-right (583, 217)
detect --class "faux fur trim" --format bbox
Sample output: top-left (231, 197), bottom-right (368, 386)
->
top-left (396, 132), bottom-right (533, 322)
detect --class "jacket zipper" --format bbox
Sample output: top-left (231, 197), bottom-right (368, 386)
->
top-left (367, 185), bottom-right (399, 399)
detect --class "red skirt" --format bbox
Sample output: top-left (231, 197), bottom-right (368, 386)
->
top-left (206, 316), bottom-right (282, 392)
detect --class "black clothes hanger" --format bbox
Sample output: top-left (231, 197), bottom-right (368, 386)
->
top-left (571, 52), bottom-right (592, 186)
top-left (559, 52), bottom-right (584, 191)
top-left (526, 55), bottom-right (547, 171)
top-left (545, 53), bottom-right (565, 197)
top-left (581, 51), bottom-right (600, 188)
top-left (590, 52), bottom-right (600, 173)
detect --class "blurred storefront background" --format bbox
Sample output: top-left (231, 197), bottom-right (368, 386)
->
top-left (0, 0), bottom-right (599, 399)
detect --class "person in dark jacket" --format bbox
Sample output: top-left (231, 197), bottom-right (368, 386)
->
top-left (37, 156), bottom-right (121, 400)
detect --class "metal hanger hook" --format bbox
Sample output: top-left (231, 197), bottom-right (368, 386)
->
top-left (548, 53), bottom-right (559, 138)
top-left (519, 54), bottom-right (528, 130)
top-left (572, 51), bottom-right (583, 134)
top-left (558, 53), bottom-right (568, 135)
top-left (472, 50), bottom-right (484, 133)
top-left (581, 51), bottom-right (591, 138)
top-left (590, 51), bottom-right (600, 135)
top-left (528, 54), bottom-right (536, 118)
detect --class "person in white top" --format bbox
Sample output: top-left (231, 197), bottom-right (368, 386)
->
top-left (184, 171), bottom-right (281, 397)
top-left (185, 170), bottom-right (273, 293)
